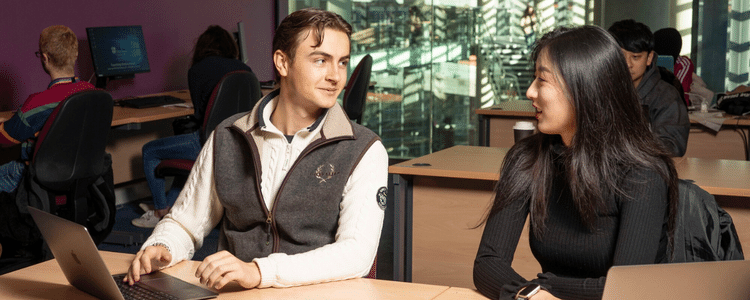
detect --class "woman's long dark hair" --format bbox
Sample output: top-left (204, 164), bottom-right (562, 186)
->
top-left (483, 26), bottom-right (678, 244)
top-left (191, 25), bottom-right (239, 66)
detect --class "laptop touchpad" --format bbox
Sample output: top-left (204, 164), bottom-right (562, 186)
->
top-left (140, 273), bottom-right (217, 299)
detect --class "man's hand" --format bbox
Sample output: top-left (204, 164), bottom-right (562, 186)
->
top-left (124, 244), bottom-right (172, 285)
top-left (195, 250), bottom-right (261, 290)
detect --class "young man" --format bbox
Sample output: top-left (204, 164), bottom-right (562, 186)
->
top-left (0, 25), bottom-right (94, 192)
top-left (125, 8), bottom-right (389, 290)
top-left (608, 19), bottom-right (690, 157)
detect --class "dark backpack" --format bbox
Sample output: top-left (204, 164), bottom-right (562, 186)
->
top-left (717, 91), bottom-right (750, 116)
top-left (670, 179), bottom-right (744, 262)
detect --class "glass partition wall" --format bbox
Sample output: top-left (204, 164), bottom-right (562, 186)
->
top-left (692, 0), bottom-right (749, 94)
top-left (726, 0), bottom-right (749, 91)
top-left (290, 0), bottom-right (593, 159)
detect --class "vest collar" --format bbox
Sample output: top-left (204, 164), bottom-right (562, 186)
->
top-left (235, 88), bottom-right (355, 141)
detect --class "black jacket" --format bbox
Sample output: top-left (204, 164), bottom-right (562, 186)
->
top-left (672, 179), bottom-right (744, 262)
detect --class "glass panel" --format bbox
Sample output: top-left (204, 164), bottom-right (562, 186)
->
top-left (351, 2), bottom-right (481, 159)
top-left (289, 0), bottom-right (592, 160)
top-left (727, 0), bottom-right (749, 91)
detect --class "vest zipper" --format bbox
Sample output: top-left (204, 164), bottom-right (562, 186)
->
top-left (266, 215), bottom-right (273, 246)
top-left (271, 212), bottom-right (280, 252)
top-left (230, 125), bottom-right (280, 253)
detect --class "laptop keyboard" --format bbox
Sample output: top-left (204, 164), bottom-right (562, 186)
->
top-left (113, 274), bottom-right (180, 300)
top-left (117, 95), bottom-right (184, 109)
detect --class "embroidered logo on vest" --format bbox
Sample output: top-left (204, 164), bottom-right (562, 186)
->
top-left (377, 186), bottom-right (387, 211)
top-left (315, 164), bottom-right (338, 183)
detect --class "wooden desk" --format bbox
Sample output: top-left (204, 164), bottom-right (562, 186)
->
top-left (0, 251), bottom-right (453, 300)
top-left (111, 87), bottom-right (275, 126)
top-left (1, 88), bottom-right (275, 185)
top-left (433, 287), bottom-right (489, 300)
top-left (110, 88), bottom-right (276, 184)
top-left (389, 146), bottom-right (537, 289)
top-left (389, 145), bottom-right (750, 289)
top-left (108, 90), bottom-right (194, 184)
top-left (476, 100), bottom-right (750, 160)
top-left (0, 90), bottom-right (197, 125)
top-left (674, 157), bottom-right (750, 197)
top-left (112, 90), bottom-right (193, 126)
top-left (0, 91), bottom-right (194, 184)
top-left (475, 101), bottom-right (536, 148)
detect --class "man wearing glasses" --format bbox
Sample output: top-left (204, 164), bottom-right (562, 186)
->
top-left (0, 25), bottom-right (94, 192)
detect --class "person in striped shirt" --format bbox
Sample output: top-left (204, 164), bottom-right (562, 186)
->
top-left (0, 25), bottom-right (94, 192)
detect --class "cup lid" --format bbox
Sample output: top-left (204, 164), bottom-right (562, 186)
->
top-left (513, 121), bottom-right (535, 130)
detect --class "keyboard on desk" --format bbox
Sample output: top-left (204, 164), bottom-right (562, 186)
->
top-left (113, 274), bottom-right (180, 300)
top-left (117, 95), bottom-right (184, 109)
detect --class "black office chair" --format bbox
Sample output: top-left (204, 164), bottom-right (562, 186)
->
top-left (343, 54), bottom-right (373, 124)
top-left (28, 89), bottom-right (115, 242)
top-left (9, 89), bottom-right (116, 263)
top-left (155, 70), bottom-right (261, 178)
top-left (341, 56), bottom-right (377, 277)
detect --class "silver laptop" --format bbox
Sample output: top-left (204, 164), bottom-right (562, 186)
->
top-left (28, 206), bottom-right (218, 300)
top-left (603, 260), bottom-right (750, 299)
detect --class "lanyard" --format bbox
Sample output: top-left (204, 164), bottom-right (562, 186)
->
top-left (48, 77), bottom-right (78, 89)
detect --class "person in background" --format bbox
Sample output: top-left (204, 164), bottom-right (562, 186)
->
top-left (520, 4), bottom-right (539, 49)
top-left (608, 19), bottom-right (690, 157)
top-left (0, 25), bottom-right (94, 193)
top-left (125, 8), bottom-right (388, 290)
top-left (653, 27), bottom-right (714, 107)
top-left (473, 26), bottom-right (679, 300)
top-left (132, 25), bottom-right (254, 228)
top-left (409, 6), bottom-right (424, 47)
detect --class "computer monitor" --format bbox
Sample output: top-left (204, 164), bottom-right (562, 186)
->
top-left (86, 25), bottom-right (151, 89)
top-left (234, 22), bottom-right (249, 64)
top-left (656, 55), bottom-right (674, 73)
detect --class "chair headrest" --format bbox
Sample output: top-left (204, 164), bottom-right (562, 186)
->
top-left (343, 54), bottom-right (373, 123)
top-left (201, 70), bottom-right (261, 143)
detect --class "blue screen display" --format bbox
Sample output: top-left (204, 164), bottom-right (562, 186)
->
top-left (86, 25), bottom-right (150, 77)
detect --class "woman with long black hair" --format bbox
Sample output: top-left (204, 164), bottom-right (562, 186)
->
top-left (473, 26), bottom-right (679, 300)
top-left (132, 25), bottom-right (254, 228)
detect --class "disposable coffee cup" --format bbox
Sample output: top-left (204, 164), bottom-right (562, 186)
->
top-left (513, 121), bottom-right (535, 143)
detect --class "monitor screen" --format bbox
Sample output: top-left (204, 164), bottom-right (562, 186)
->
top-left (86, 25), bottom-right (150, 78)
top-left (234, 22), bottom-right (249, 64)
top-left (656, 55), bottom-right (674, 73)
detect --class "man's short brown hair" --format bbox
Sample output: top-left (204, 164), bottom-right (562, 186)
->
top-left (39, 25), bottom-right (78, 71)
top-left (273, 8), bottom-right (352, 62)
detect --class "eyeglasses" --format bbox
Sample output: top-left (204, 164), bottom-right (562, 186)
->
top-left (35, 51), bottom-right (42, 58)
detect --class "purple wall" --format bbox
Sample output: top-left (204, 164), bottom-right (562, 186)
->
top-left (0, 0), bottom-right (275, 110)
